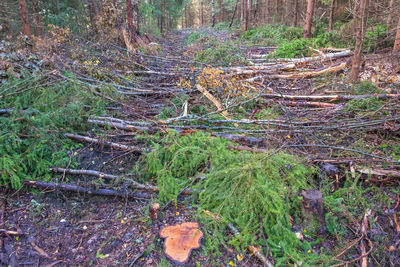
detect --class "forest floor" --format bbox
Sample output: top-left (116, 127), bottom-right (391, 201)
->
top-left (1, 28), bottom-right (400, 267)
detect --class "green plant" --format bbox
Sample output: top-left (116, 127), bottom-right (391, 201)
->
top-left (195, 41), bottom-right (245, 66)
top-left (0, 71), bottom-right (110, 188)
top-left (364, 25), bottom-right (389, 52)
top-left (142, 131), bottom-right (333, 265)
top-left (185, 32), bottom-right (207, 44)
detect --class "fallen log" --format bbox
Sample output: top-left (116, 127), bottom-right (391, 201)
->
top-left (87, 119), bottom-right (150, 132)
top-left (64, 133), bottom-right (149, 152)
top-left (250, 49), bottom-right (351, 63)
top-left (50, 167), bottom-right (158, 191)
top-left (261, 93), bottom-right (400, 102)
top-left (358, 167), bottom-right (400, 178)
top-left (23, 180), bottom-right (152, 199)
top-left (278, 100), bottom-right (341, 108)
top-left (270, 62), bottom-right (346, 79)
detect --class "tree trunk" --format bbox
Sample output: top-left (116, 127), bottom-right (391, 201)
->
top-left (265, 0), bottom-right (270, 23)
top-left (87, 0), bottom-right (98, 33)
top-left (387, 0), bottom-right (394, 29)
top-left (200, 0), bottom-right (204, 26)
top-left (393, 16), bottom-right (400, 53)
top-left (229, 0), bottom-right (240, 27)
top-left (245, 0), bottom-right (249, 30)
top-left (303, 0), bottom-right (315, 38)
top-left (349, 0), bottom-right (369, 81)
top-left (212, 0), bottom-right (215, 27)
top-left (328, 0), bottom-right (335, 31)
top-left (134, 0), bottom-right (140, 34)
top-left (30, 0), bottom-right (43, 36)
top-left (293, 0), bottom-right (298, 27)
top-left (18, 0), bottom-right (31, 37)
top-left (126, 0), bottom-right (136, 42)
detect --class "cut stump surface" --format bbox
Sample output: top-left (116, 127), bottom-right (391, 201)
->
top-left (160, 222), bottom-right (203, 264)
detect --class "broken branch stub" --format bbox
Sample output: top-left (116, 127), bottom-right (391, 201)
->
top-left (160, 222), bottom-right (203, 264)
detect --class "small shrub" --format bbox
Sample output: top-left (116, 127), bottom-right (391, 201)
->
top-left (185, 32), bottom-right (207, 45)
top-left (195, 41), bottom-right (245, 66)
top-left (364, 24), bottom-right (389, 52)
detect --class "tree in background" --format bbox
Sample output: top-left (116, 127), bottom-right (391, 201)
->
top-left (303, 0), bottom-right (315, 38)
top-left (350, 0), bottom-right (369, 81)
top-left (18, 0), bottom-right (31, 37)
top-left (394, 15), bottom-right (400, 53)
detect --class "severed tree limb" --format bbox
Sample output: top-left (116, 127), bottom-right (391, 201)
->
top-left (196, 84), bottom-right (238, 126)
top-left (357, 167), bottom-right (400, 178)
top-left (64, 133), bottom-right (149, 152)
top-left (0, 229), bottom-right (26, 236)
top-left (23, 180), bottom-right (152, 199)
top-left (261, 93), bottom-right (400, 102)
top-left (270, 62), bottom-right (346, 79)
top-left (50, 167), bottom-right (158, 191)
top-left (278, 100), bottom-right (341, 108)
top-left (249, 49), bottom-right (351, 63)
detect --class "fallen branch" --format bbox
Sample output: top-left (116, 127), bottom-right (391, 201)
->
top-left (249, 49), bottom-right (351, 63)
top-left (196, 84), bottom-right (237, 126)
top-left (262, 93), bottom-right (400, 102)
top-left (357, 167), bottom-right (400, 178)
top-left (0, 229), bottom-right (26, 236)
top-left (64, 133), bottom-right (149, 152)
top-left (278, 100), bottom-right (341, 108)
top-left (50, 167), bottom-right (158, 191)
top-left (23, 180), bottom-right (152, 199)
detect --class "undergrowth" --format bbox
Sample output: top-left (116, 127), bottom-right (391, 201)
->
top-left (0, 70), bottom-right (111, 188)
top-left (141, 131), bottom-right (334, 265)
top-left (195, 41), bottom-right (245, 66)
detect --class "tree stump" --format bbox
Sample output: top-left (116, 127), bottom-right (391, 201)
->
top-left (300, 189), bottom-right (325, 233)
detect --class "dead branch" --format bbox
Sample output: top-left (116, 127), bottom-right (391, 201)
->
top-left (0, 229), bottom-right (26, 236)
top-left (261, 93), bottom-right (400, 101)
top-left (23, 180), bottom-right (152, 199)
top-left (270, 62), bottom-right (346, 79)
top-left (50, 167), bottom-right (158, 191)
top-left (357, 167), bottom-right (400, 178)
top-left (64, 133), bottom-right (149, 152)
top-left (249, 49), bottom-right (351, 63)
top-left (278, 100), bottom-right (341, 108)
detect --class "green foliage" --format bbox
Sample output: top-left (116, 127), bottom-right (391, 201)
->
top-left (350, 81), bottom-right (386, 95)
top-left (142, 131), bottom-right (332, 265)
top-left (272, 31), bottom-right (345, 58)
top-left (364, 25), bottom-right (389, 52)
top-left (195, 41), bottom-right (244, 66)
top-left (185, 32), bottom-right (207, 44)
top-left (343, 98), bottom-right (384, 114)
top-left (0, 71), bottom-right (110, 188)
top-left (240, 24), bottom-right (303, 46)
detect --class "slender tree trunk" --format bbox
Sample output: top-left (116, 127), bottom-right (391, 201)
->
top-left (18, 0), bottom-right (31, 37)
top-left (244, 0), bottom-right (248, 30)
top-left (229, 0), bottom-right (240, 27)
top-left (303, 0), bottom-right (315, 38)
top-left (293, 0), bottom-right (298, 27)
top-left (387, 0), bottom-right (394, 29)
top-left (328, 0), bottom-right (335, 31)
top-left (87, 0), bottom-right (98, 33)
top-left (160, 0), bottom-right (165, 34)
top-left (393, 16), bottom-right (400, 53)
top-left (212, 0), bottom-right (215, 27)
top-left (30, 0), bottom-right (43, 36)
top-left (126, 0), bottom-right (136, 42)
top-left (134, 0), bottom-right (140, 34)
top-left (349, 0), bottom-right (369, 81)
top-left (200, 0), bottom-right (204, 26)
top-left (266, 0), bottom-right (270, 23)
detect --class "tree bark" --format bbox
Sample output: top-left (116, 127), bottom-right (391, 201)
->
top-left (328, 0), bottom-right (335, 31)
top-left (303, 0), bottom-right (315, 38)
top-left (200, 0), bottom-right (204, 26)
top-left (212, 0), bottom-right (215, 27)
top-left (387, 0), bottom-right (394, 29)
top-left (18, 0), bottom-right (31, 37)
top-left (245, 0), bottom-right (249, 30)
top-left (126, 0), bottom-right (136, 42)
top-left (30, 0), bottom-right (43, 36)
top-left (293, 0), bottom-right (298, 27)
top-left (87, 0), bottom-right (98, 33)
top-left (349, 0), bottom-right (368, 81)
top-left (134, 0), bottom-right (140, 34)
top-left (393, 16), bottom-right (400, 53)
top-left (229, 0), bottom-right (240, 27)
